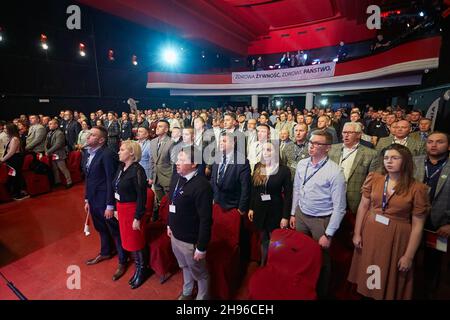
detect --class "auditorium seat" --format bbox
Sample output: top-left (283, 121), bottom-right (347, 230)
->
top-left (67, 151), bottom-right (83, 184)
top-left (242, 215), bottom-right (261, 263)
top-left (57, 151), bottom-right (83, 185)
top-left (146, 195), bottom-right (179, 283)
top-left (329, 211), bottom-right (361, 300)
top-left (0, 163), bottom-right (12, 203)
top-left (248, 228), bottom-right (322, 300)
top-left (22, 154), bottom-right (51, 196)
top-left (206, 204), bottom-right (242, 300)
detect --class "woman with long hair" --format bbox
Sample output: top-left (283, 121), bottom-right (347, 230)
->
top-left (348, 144), bottom-right (430, 299)
top-left (0, 123), bottom-right (29, 200)
top-left (248, 142), bottom-right (292, 266)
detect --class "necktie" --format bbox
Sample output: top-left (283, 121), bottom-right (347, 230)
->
top-left (157, 139), bottom-right (162, 156)
top-left (218, 154), bottom-right (227, 180)
top-left (255, 142), bottom-right (261, 160)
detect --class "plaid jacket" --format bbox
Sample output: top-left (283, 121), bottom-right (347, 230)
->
top-left (329, 144), bottom-right (380, 214)
top-left (375, 135), bottom-right (426, 157)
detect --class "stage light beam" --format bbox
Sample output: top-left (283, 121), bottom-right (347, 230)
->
top-left (162, 48), bottom-right (178, 66)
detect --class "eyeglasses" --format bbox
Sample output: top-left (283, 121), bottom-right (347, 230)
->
top-left (342, 131), bottom-right (358, 135)
top-left (309, 141), bottom-right (331, 147)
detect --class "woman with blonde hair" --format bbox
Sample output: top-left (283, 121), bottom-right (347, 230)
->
top-left (113, 140), bottom-right (150, 289)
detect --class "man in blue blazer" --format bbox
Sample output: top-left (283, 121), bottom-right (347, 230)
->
top-left (82, 126), bottom-right (127, 281)
top-left (211, 132), bottom-right (251, 215)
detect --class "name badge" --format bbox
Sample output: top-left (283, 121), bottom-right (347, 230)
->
top-left (375, 214), bottom-right (389, 226)
top-left (169, 205), bottom-right (176, 213)
top-left (261, 194), bottom-right (271, 201)
top-left (114, 192), bottom-right (120, 201)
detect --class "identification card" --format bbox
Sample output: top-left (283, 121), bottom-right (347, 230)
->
top-left (114, 192), bottom-right (120, 201)
top-left (169, 205), bottom-right (176, 213)
top-left (375, 214), bottom-right (389, 226)
top-left (261, 194), bottom-right (271, 201)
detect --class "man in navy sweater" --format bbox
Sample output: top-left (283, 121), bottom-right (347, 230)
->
top-left (168, 146), bottom-right (213, 300)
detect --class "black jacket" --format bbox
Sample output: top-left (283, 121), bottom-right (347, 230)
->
top-left (168, 172), bottom-right (213, 251)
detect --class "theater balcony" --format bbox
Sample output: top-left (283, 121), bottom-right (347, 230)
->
top-left (147, 36), bottom-right (441, 97)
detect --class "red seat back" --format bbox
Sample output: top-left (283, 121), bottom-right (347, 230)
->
top-left (22, 154), bottom-right (34, 171)
top-left (0, 163), bottom-right (8, 184)
top-left (248, 228), bottom-right (322, 300)
top-left (211, 204), bottom-right (241, 248)
top-left (268, 228), bottom-right (322, 285)
top-left (68, 151), bottom-right (82, 169)
top-left (145, 188), bottom-right (155, 214)
top-left (158, 195), bottom-right (169, 225)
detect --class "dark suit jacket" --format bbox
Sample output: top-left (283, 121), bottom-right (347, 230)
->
top-left (249, 164), bottom-right (292, 231)
top-left (65, 120), bottom-right (81, 151)
top-left (82, 146), bottom-right (119, 209)
top-left (414, 155), bottom-right (450, 229)
top-left (120, 120), bottom-right (133, 141)
top-left (210, 152), bottom-right (251, 213)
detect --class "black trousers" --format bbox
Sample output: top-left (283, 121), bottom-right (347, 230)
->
top-left (90, 205), bottom-right (127, 265)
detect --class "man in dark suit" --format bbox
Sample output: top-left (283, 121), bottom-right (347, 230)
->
top-left (211, 132), bottom-right (251, 215)
top-left (82, 126), bottom-right (127, 281)
top-left (104, 111), bottom-right (120, 153)
top-left (119, 113), bottom-right (133, 141)
top-left (211, 132), bottom-right (251, 264)
top-left (45, 119), bottom-right (72, 188)
top-left (413, 132), bottom-right (450, 299)
top-left (63, 110), bottom-right (81, 152)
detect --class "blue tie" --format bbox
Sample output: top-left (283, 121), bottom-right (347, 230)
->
top-left (218, 154), bottom-right (227, 180)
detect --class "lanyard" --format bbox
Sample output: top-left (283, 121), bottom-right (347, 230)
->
top-left (382, 175), bottom-right (394, 212)
top-left (171, 171), bottom-right (198, 204)
top-left (303, 157), bottom-right (328, 186)
top-left (425, 159), bottom-right (448, 181)
top-left (340, 145), bottom-right (358, 165)
top-left (114, 170), bottom-right (123, 192)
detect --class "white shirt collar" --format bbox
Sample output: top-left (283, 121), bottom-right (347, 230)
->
top-left (182, 170), bottom-right (197, 181)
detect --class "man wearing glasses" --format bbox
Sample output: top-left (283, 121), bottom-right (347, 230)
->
top-left (289, 130), bottom-right (347, 299)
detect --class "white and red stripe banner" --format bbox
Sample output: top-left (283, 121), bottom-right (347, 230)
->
top-left (232, 62), bottom-right (336, 84)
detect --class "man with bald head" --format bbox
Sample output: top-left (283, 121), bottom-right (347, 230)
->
top-left (306, 115), bottom-right (338, 144)
top-left (279, 128), bottom-right (293, 155)
top-left (375, 119), bottom-right (425, 156)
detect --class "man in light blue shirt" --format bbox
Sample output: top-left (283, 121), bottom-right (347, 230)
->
top-left (289, 130), bottom-right (346, 298)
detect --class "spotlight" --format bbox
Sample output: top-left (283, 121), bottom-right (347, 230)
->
top-left (132, 55), bottom-right (138, 66)
top-left (320, 99), bottom-right (328, 106)
top-left (312, 59), bottom-right (321, 65)
top-left (40, 34), bottom-right (48, 50)
top-left (275, 100), bottom-right (282, 107)
top-left (201, 51), bottom-right (205, 59)
top-left (333, 57), bottom-right (339, 62)
top-left (0, 27), bottom-right (3, 42)
top-left (162, 48), bottom-right (178, 65)
top-left (79, 43), bottom-right (86, 57)
top-left (419, 11), bottom-right (424, 17)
